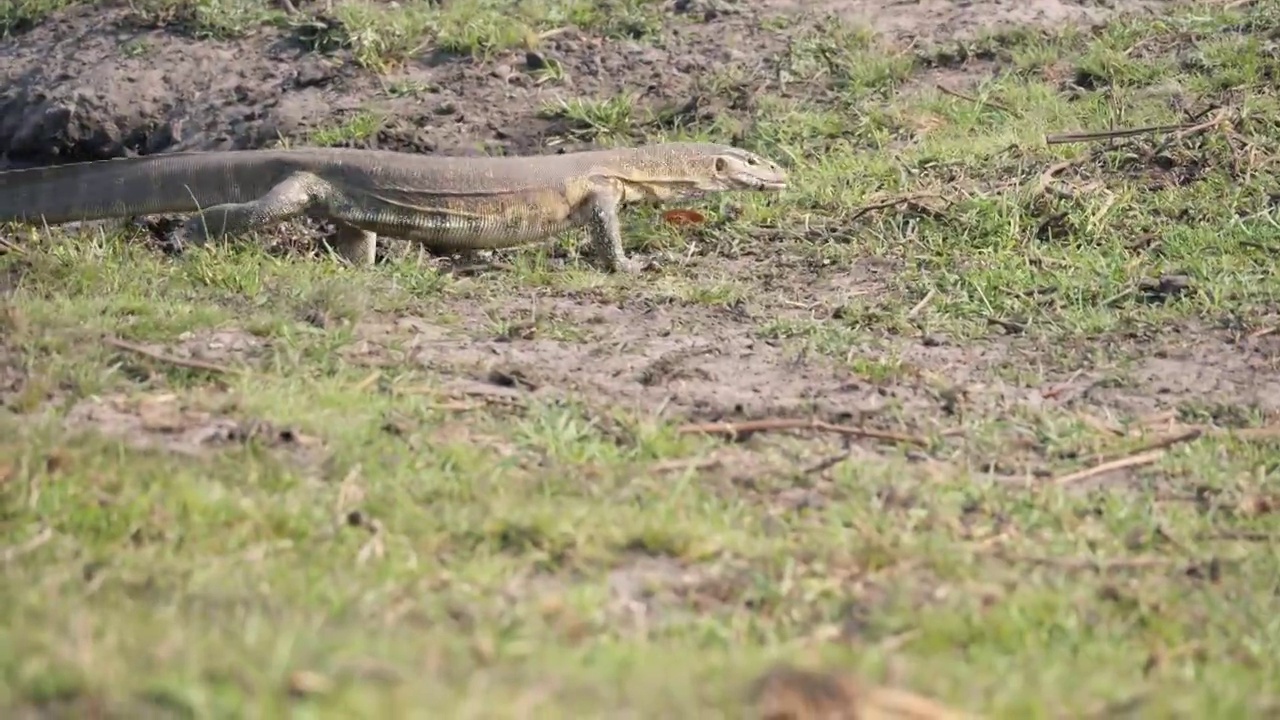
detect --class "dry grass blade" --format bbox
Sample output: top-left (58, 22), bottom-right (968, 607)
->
top-left (906, 288), bottom-right (937, 319)
top-left (1037, 157), bottom-right (1088, 198)
top-left (1052, 449), bottom-right (1165, 486)
top-left (747, 663), bottom-right (977, 720)
top-left (0, 237), bottom-right (25, 255)
top-left (1, 526), bottom-right (53, 564)
top-left (848, 193), bottom-right (943, 222)
top-left (935, 82), bottom-right (1015, 115)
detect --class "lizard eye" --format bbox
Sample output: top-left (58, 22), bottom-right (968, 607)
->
top-left (714, 157), bottom-right (728, 173)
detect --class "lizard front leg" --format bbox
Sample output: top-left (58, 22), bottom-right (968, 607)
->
top-left (323, 221), bottom-right (378, 266)
top-left (580, 177), bottom-right (642, 274)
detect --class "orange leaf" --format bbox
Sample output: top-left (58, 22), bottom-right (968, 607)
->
top-left (662, 209), bottom-right (706, 226)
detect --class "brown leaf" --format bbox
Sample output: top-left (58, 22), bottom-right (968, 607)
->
top-left (44, 450), bottom-right (70, 475)
top-left (1238, 493), bottom-right (1277, 518)
top-left (287, 670), bottom-right (332, 697)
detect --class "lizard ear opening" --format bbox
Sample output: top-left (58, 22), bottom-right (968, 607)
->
top-left (714, 156), bottom-right (728, 173)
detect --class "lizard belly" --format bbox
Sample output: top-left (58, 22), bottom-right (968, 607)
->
top-left (399, 214), bottom-right (575, 249)
top-left (327, 191), bottom-right (577, 250)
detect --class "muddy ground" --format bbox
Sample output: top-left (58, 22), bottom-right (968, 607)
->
top-left (4, 0), bottom-right (1275, 467)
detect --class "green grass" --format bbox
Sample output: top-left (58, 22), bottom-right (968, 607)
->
top-left (4, 0), bottom-right (1280, 718)
top-left (0, 0), bottom-right (75, 35)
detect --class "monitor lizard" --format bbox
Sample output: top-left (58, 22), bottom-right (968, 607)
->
top-left (0, 142), bottom-right (788, 273)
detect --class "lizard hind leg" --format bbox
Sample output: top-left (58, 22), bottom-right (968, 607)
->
top-left (167, 171), bottom-right (330, 254)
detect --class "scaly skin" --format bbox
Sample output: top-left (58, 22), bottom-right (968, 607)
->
top-left (0, 143), bottom-right (788, 272)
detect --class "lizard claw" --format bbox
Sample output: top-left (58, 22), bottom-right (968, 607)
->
top-left (128, 216), bottom-right (188, 256)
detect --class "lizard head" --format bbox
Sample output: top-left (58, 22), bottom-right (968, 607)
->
top-left (700, 146), bottom-right (788, 193)
top-left (611, 143), bottom-right (788, 203)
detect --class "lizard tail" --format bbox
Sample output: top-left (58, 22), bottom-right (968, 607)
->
top-left (0, 152), bottom-right (298, 225)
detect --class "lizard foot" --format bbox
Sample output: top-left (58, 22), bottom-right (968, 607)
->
top-left (451, 249), bottom-right (495, 265)
top-left (162, 215), bottom-right (225, 256)
top-left (619, 259), bottom-right (644, 274)
top-left (159, 225), bottom-right (192, 257)
top-left (608, 256), bottom-right (646, 274)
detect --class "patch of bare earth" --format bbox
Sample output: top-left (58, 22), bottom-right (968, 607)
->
top-left (64, 391), bottom-right (326, 461)
top-left (759, 0), bottom-right (1173, 42)
top-left (51, 330), bottom-right (324, 462)
top-left (348, 299), bottom-right (918, 424)
top-left (346, 293), bottom-right (1280, 422)
top-left (0, 1), bottom-right (1177, 163)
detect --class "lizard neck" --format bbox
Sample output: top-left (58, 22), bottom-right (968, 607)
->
top-left (617, 179), bottom-right (707, 204)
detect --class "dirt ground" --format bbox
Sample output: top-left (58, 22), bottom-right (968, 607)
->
top-left (4, 0), bottom-right (1270, 452)
top-left (1, 0), bottom-right (1173, 163)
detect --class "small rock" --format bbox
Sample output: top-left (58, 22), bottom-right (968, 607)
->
top-left (1138, 274), bottom-right (1193, 303)
top-left (524, 51), bottom-right (549, 70)
top-left (293, 60), bottom-right (334, 88)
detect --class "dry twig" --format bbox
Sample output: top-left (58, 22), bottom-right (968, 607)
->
top-left (1196, 531), bottom-right (1277, 542)
top-left (104, 336), bottom-right (241, 376)
top-left (995, 552), bottom-right (1179, 571)
top-left (1045, 123), bottom-right (1193, 145)
top-left (1131, 427), bottom-right (1204, 453)
top-left (1051, 425), bottom-right (1247, 486)
top-left (906, 289), bottom-right (936, 319)
top-left (848, 192), bottom-right (941, 222)
top-left (677, 418), bottom-right (929, 447)
top-left (1, 526), bottom-right (53, 563)
top-left (1039, 111), bottom-right (1232, 199)
top-left (935, 82), bottom-right (1015, 114)
top-left (1041, 369), bottom-right (1086, 399)
top-left (1045, 110), bottom-right (1229, 146)
top-left (1052, 449), bottom-right (1165, 486)
top-left (1222, 425), bottom-right (1280, 442)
